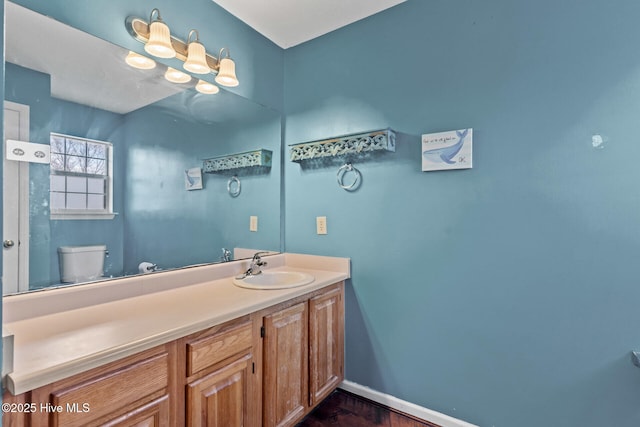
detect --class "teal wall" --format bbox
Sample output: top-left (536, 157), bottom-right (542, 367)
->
top-left (284, 0), bottom-right (640, 426)
top-left (122, 98), bottom-right (281, 274)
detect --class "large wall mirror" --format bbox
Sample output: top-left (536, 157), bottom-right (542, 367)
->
top-left (2, 1), bottom-right (282, 295)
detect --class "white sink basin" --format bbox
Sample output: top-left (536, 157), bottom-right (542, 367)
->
top-left (233, 271), bottom-right (315, 290)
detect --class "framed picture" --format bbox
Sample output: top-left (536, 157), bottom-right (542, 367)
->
top-left (185, 167), bottom-right (203, 190)
top-left (422, 128), bottom-right (473, 171)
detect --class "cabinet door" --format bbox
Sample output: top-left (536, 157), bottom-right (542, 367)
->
top-left (101, 395), bottom-right (170, 427)
top-left (263, 302), bottom-right (308, 427)
top-left (309, 285), bottom-right (344, 406)
top-left (186, 353), bottom-right (253, 427)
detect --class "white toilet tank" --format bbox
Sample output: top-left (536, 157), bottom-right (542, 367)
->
top-left (58, 245), bottom-right (107, 283)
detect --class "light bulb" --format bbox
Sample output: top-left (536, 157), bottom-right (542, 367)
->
top-left (196, 80), bottom-right (219, 94)
top-left (215, 57), bottom-right (239, 87)
top-left (165, 67), bottom-right (191, 83)
top-left (125, 51), bottom-right (156, 70)
top-left (144, 19), bottom-right (176, 59)
top-left (184, 41), bottom-right (210, 74)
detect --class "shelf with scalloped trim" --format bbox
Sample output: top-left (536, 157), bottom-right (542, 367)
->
top-left (289, 128), bottom-right (396, 162)
top-left (203, 149), bottom-right (272, 173)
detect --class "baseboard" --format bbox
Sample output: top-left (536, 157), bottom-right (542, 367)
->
top-left (338, 380), bottom-right (478, 427)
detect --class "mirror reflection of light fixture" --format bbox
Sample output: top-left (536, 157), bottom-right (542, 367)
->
top-left (125, 51), bottom-right (156, 70)
top-left (144, 8), bottom-right (176, 58)
top-left (196, 80), bottom-right (220, 94)
top-left (165, 67), bottom-right (191, 83)
top-left (214, 48), bottom-right (239, 87)
top-left (183, 30), bottom-right (210, 74)
top-left (126, 11), bottom-right (240, 87)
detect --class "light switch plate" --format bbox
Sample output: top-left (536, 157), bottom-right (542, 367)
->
top-left (316, 216), bottom-right (327, 235)
top-left (250, 216), bottom-right (258, 232)
top-left (6, 139), bottom-right (50, 164)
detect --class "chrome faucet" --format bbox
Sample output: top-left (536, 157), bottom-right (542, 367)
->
top-left (236, 251), bottom-right (270, 279)
top-left (220, 248), bottom-right (232, 263)
top-left (247, 251), bottom-right (269, 275)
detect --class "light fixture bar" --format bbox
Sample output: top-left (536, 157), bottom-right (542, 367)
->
top-left (126, 16), bottom-right (221, 73)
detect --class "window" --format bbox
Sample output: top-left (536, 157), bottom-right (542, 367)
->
top-left (49, 133), bottom-right (114, 220)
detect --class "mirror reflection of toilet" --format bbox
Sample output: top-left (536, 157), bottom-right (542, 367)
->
top-left (57, 245), bottom-right (107, 283)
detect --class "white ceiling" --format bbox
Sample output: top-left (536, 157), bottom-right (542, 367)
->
top-left (212, 0), bottom-right (406, 49)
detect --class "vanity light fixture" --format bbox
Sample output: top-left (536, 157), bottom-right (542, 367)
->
top-left (165, 67), bottom-right (191, 84)
top-left (196, 80), bottom-right (220, 94)
top-left (126, 10), bottom-right (240, 87)
top-left (183, 30), bottom-right (210, 74)
top-left (214, 48), bottom-right (239, 87)
top-left (125, 51), bottom-right (156, 70)
top-left (144, 9), bottom-right (176, 59)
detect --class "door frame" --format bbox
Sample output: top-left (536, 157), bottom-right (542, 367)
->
top-left (3, 101), bottom-right (31, 294)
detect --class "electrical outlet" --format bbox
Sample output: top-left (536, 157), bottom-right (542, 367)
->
top-left (316, 216), bottom-right (327, 235)
top-left (250, 216), bottom-right (258, 232)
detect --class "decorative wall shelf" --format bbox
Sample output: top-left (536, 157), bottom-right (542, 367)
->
top-left (289, 128), bottom-right (396, 162)
top-left (203, 149), bottom-right (272, 173)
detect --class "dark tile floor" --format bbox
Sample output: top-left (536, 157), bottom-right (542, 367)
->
top-left (296, 390), bottom-right (440, 427)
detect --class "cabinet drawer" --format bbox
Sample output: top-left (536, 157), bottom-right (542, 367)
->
top-left (50, 352), bottom-right (169, 427)
top-left (187, 321), bottom-right (253, 376)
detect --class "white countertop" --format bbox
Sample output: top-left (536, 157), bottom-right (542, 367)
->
top-left (3, 253), bottom-right (350, 395)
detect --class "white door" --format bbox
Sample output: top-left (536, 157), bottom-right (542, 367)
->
top-left (3, 101), bottom-right (30, 294)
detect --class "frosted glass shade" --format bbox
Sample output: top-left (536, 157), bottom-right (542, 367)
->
top-left (125, 51), bottom-right (156, 70)
top-left (165, 67), bottom-right (191, 83)
top-left (215, 57), bottom-right (239, 87)
top-left (145, 21), bottom-right (176, 58)
top-left (196, 80), bottom-right (220, 94)
top-left (184, 42), bottom-right (210, 74)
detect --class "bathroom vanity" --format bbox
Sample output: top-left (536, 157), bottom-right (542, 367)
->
top-left (2, 253), bottom-right (349, 426)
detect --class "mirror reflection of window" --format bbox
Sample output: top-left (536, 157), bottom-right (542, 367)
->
top-left (49, 133), bottom-right (113, 216)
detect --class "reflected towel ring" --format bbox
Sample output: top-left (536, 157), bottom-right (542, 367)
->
top-left (227, 175), bottom-right (241, 197)
top-left (337, 163), bottom-right (361, 191)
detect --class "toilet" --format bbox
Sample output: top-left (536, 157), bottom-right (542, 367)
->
top-left (57, 245), bottom-right (107, 283)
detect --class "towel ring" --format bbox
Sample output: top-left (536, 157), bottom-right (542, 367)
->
top-left (337, 163), bottom-right (361, 191)
top-left (227, 175), bottom-right (241, 197)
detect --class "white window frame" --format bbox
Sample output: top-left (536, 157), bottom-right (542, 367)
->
top-left (49, 133), bottom-right (115, 220)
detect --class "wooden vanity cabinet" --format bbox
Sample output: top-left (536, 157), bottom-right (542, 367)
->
top-left (2, 281), bottom-right (344, 427)
top-left (181, 315), bottom-right (261, 427)
top-left (261, 282), bottom-right (344, 427)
